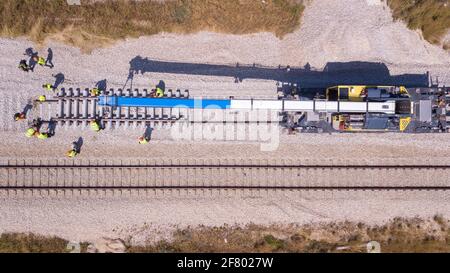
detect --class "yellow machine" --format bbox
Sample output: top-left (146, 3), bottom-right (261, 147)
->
top-left (326, 85), bottom-right (409, 102)
top-left (399, 117), bottom-right (411, 132)
top-left (332, 114), bottom-right (412, 132)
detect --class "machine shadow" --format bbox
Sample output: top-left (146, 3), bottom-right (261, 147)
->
top-left (128, 56), bottom-right (430, 89)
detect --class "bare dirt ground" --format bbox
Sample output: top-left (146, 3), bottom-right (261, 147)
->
top-left (0, 0), bottom-right (449, 243)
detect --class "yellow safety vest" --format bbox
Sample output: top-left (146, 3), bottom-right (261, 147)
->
top-left (90, 121), bottom-right (100, 131)
top-left (38, 95), bottom-right (46, 102)
top-left (43, 84), bottom-right (53, 91)
top-left (37, 132), bottom-right (48, 139)
top-left (155, 88), bottom-right (164, 97)
top-left (67, 150), bottom-right (77, 158)
top-left (25, 128), bottom-right (35, 137)
top-left (139, 137), bottom-right (149, 144)
top-left (90, 88), bottom-right (99, 96)
top-left (38, 57), bottom-right (45, 65)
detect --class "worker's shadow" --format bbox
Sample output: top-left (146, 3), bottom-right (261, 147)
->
top-left (96, 79), bottom-right (107, 91)
top-left (24, 47), bottom-right (35, 57)
top-left (45, 48), bottom-right (54, 68)
top-left (144, 125), bottom-right (153, 140)
top-left (74, 137), bottom-right (83, 153)
top-left (156, 80), bottom-right (165, 91)
top-left (48, 119), bottom-right (57, 137)
top-left (53, 73), bottom-right (65, 88)
top-left (22, 103), bottom-right (33, 116)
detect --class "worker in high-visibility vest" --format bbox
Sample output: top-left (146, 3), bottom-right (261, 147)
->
top-left (66, 141), bottom-right (79, 158)
top-left (138, 136), bottom-right (149, 144)
top-left (90, 88), bottom-right (100, 97)
top-left (90, 120), bottom-right (100, 132)
top-left (18, 60), bottom-right (30, 72)
top-left (38, 57), bottom-right (45, 66)
top-left (66, 149), bottom-right (77, 158)
top-left (155, 87), bottom-right (164, 98)
top-left (38, 95), bottom-right (46, 102)
top-left (14, 112), bottom-right (26, 121)
top-left (33, 55), bottom-right (46, 66)
top-left (35, 131), bottom-right (49, 139)
top-left (25, 127), bottom-right (36, 138)
top-left (42, 83), bottom-right (55, 91)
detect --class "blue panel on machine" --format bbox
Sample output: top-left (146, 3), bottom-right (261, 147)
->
top-left (98, 96), bottom-right (231, 109)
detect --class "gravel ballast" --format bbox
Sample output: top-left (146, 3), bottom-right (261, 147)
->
top-left (0, 0), bottom-right (449, 243)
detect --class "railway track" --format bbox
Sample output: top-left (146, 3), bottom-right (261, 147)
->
top-left (49, 88), bottom-right (282, 129)
top-left (54, 88), bottom-right (188, 129)
top-left (0, 162), bottom-right (449, 192)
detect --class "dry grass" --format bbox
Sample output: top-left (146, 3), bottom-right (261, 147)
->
top-left (1, 216), bottom-right (447, 252)
top-left (0, 0), bottom-right (304, 52)
top-left (387, 0), bottom-right (450, 47)
top-left (0, 233), bottom-right (69, 253)
top-left (128, 216), bottom-right (450, 253)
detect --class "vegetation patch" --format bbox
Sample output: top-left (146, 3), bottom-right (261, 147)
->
top-left (1, 216), bottom-right (448, 252)
top-left (0, 0), bottom-right (304, 52)
top-left (129, 216), bottom-right (449, 253)
top-left (0, 233), bottom-right (70, 253)
top-left (387, 0), bottom-right (450, 48)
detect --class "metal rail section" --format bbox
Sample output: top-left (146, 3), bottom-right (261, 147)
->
top-left (55, 88), bottom-right (187, 128)
top-left (98, 95), bottom-right (398, 114)
top-left (2, 164), bottom-right (450, 169)
top-left (99, 96), bottom-right (231, 109)
top-left (1, 186), bottom-right (448, 190)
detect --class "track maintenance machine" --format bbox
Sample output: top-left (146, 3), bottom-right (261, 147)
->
top-left (279, 84), bottom-right (449, 133)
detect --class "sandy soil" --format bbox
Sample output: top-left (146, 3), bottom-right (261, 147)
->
top-left (0, 0), bottom-right (449, 243)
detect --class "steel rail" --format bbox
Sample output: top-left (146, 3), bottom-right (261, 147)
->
top-left (1, 164), bottom-right (450, 169)
top-left (1, 185), bottom-right (449, 190)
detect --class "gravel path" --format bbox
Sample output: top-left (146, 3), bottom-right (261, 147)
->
top-left (0, 0), bottom-right (449, 243)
